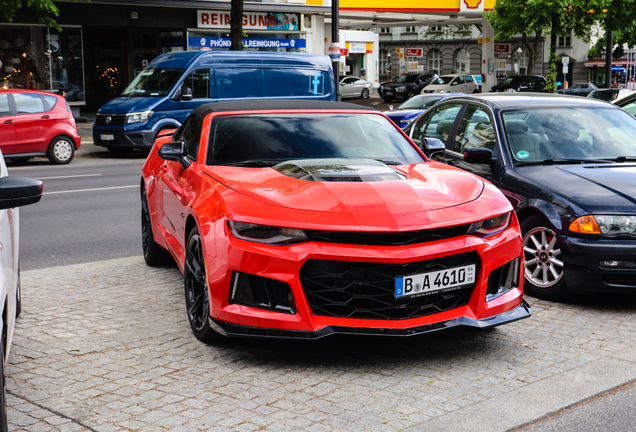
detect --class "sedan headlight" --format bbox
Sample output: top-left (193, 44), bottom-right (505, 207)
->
top-left (396, 86), bottom-right (406, 92)
top-left (570, 215), bottom-right (636, 235)
top-left (468, 212), bottom-right (512, 237)
top-left (228, 221), bottom-right (308, 245)
top-left (126, 110), bottom-right (153, 124)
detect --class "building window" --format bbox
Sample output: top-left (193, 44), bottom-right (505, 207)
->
top-left (379, 27), bottom-right (390, 33)
top-left (428, 26), bottom-right (442, 33)
top-left (380, 49), bottom-right (389, 75)
top-left (557, 33), bottom-right (572, 47)
top-left (405, 26), bottom-right (416, 33)
top-left (454, 48), bottom-right (470, 73)
top-left (428, 49), bottom-right (441, 74)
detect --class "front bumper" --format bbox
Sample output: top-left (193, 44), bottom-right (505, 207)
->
top-left (204, 223), bottom-right (528, 338)
top-left (378, 88), bottom-right (409, 99)
top-left (561, 236), bottom-right (636, 293)
top-left (93, 129), bottom-right (156, 149)
top-left (210, 301), bottom-right (532, 339)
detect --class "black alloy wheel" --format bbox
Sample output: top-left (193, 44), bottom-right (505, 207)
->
top-left (361, 88), bottom-right (370, 99)
top-left (141, 185), bottom-right (172, 266)
top-left (184, 228), bottom-right (222, 343)
top-left (520, 214), bottom-right (572, 301)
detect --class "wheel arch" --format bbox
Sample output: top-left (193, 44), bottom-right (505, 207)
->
top-left (516, 199), bottom-right (563, 231)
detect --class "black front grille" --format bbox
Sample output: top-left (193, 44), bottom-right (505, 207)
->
top-left (299, 252), bottom-right (479, 320)
top-left (305, 225), bottom-right (470, 247)
top-left (603, 275), bottom-right (636, 287)
top-left (96, 114), bottom-right (126, 126)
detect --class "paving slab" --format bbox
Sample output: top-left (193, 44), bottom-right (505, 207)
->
top-left (8, 256), bottom-right (636, 431)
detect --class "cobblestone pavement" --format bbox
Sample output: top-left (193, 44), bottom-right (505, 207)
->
top-left (8, 257), bottom-right (636, 432)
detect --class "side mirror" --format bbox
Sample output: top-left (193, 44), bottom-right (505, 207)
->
top-left (0, 176), bottom-right (43, 210)
top-left (159, 142), bottom-right (191, 170)
top-left (180, 86), bottom-right (193, 101)
top-left (423, 138), bottom-right (446, 158)
top-left (463, 147), bottom-right (494, 164)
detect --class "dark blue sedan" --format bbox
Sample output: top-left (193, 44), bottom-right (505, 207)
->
top-left (384, 93), bottom-right (464, 129)
top-left (407, 93), bottom-right (636, 301)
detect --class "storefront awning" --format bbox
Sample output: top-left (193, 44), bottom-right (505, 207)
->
top-left (585, 59), bottom-right (630, 67)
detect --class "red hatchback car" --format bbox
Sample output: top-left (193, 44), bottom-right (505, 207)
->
top-left (0, 90), bottom-right (81, 164)
top-left (141, 100), bottom-right (531, 342)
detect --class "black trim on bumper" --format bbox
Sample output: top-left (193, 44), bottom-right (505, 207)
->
top-left (564, 237), bottom-right (636, 254)
top-left (209, 301), bottom-right (532, 340)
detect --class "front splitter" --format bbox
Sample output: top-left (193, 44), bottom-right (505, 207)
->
top-left (209, 301), bottom-right (532, 340)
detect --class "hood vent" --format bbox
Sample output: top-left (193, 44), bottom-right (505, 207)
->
top-left (273, 158), bottom-right (405, 182)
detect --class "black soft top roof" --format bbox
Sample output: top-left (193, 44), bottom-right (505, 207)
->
top-left (191, 100), bottom-right (378, 118)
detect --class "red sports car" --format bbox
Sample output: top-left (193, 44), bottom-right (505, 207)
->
top-left (0, 89), bottom-right (81, 164)
top-left (141, 100), bottom-right (530, 342)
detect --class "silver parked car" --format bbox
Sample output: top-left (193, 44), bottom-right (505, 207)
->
top-left (0, 150), bottom-right (42, 430)
top-left (339, 76), bottom-right (373, 99)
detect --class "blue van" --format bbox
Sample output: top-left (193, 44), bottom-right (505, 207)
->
top-left (93, 50), bottom-right (337, 155)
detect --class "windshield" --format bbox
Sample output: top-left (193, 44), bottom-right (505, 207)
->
top-left (121, 68), bottom-right (185, 97)
top-left (501, 77), bottom-right (524, 85)
top-left (392, 75), bottom-right (418, 83)
top-left (432, 76), bottom-right (454, 85)
top-left (502, 107), bottom-right (636, 163)
top-left (207, 114), bottom-right (425, 166)
top-left (398, 95), bottom-right (443, 109)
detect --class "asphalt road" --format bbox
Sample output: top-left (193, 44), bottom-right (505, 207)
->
top-left (7, 155), bottom-right (146, 270)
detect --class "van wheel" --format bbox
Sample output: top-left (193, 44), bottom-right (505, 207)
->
top-left (107, 147), bottom-right (133, 157)
top-left (47, 136), bottom-right (75, 164)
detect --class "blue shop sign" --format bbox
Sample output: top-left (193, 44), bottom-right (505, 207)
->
top-left (189, 37), bottom-right (306, 49)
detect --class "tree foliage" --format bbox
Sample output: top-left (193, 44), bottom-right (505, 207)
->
top-left (484, 0), bottom-right (598, 91)
top-left (1, 0), bottom-right (61, 29)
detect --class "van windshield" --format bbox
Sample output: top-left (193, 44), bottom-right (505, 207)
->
top-left (121, 68), bottom-right (185, 97)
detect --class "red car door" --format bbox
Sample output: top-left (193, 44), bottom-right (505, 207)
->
top-left (11, 92), bottom-right (51, 154)
top-left (0, 93), bottom-right (16, 155)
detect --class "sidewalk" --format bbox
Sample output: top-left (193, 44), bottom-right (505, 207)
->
top-left (8, 257), bottom-right (636, 431)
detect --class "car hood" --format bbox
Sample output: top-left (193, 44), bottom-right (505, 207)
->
top-left (384, 110), bottom-right (423, 121)
top-left (204, 160), bottom-right (487, 230)
top-left (424, 83), bottom-right (451, 90)
top-left (98, 96), bottom-right (161, 114)
top-left (517, 163), bottom-right (636, 213)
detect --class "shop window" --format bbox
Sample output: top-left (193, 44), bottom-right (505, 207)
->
top-left (13, 93), bottom-right (45, 114)
top-left (454, 48), bottom-right (470, 73)
top-left (428, 49), bottom-right (442, 74)
top-left (0, 94), bottom-right (10, 116)
top-left (181, 69), bottom-right (211, 99)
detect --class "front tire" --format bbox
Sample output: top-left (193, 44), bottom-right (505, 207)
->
top-left (141, 185), bottom-right (173, 266)
top-left (47, 136), bottom-right (75, 164)
top-left (521, 215), bottom-right (572, 301)
top-left (184, 227), bottom-right (222, 343)
top-left (361, 88), bottom-right (370, 99)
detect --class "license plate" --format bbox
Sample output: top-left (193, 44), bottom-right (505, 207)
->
top-left (101, 134), bottom-right (114, 141)
top-left (385, 91), bottom-right (394, 95)
top-left (395, 264), bottom-right (476, 298)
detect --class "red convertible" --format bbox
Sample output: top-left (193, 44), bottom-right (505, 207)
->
top-left (141, 100), bottom-right (530, 342)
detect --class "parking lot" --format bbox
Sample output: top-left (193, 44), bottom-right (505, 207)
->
top-left (8, 256), bottom-right (636, 432)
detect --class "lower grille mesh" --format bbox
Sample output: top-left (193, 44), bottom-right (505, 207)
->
top-left (300, 252), bottom-right (480, 320)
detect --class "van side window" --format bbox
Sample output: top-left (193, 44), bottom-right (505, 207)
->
top-left (179, 115), bottom-right (202, 160)
top-left (181, 69), bottom-right (211, 99)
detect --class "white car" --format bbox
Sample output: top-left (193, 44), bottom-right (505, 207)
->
top-left (339, 76), bottom-right (373, 99)
top-left (422, 74), bottom-right (479, 94)
top-left (0, 150), bottom-right (42, 429)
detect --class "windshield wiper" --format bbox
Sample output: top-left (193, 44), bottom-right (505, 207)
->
top-left (607, 156), bottom-right (636, 163)
top-left (518, 158), bottom-right (613, 166)
top-left (220, 159), bottom-right (288, 167)
top-left (373, 159), bottom-right (403, 165)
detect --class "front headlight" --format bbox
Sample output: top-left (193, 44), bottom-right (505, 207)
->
top-left (468, 212), bottom-right (512, 237)
top-left (570, 215), bottom-right (636, 235)
top-left (228, 221), bottom-right (309, 245)
top-left (396, 86), bottom-right (406, 91)
top-left (126, 110), bottom-right (153, 124)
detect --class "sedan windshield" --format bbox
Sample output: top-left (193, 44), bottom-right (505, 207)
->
top-left (502, 107), bottom-right (636, 164)
top-left (121, 68), bottom-right (184, 97)
top-left (207, 114), bottom-right (425, 166)
top-left (432, 76), bottom-right (454, 85)
top-left (398, 96), bottom-right (443, 109)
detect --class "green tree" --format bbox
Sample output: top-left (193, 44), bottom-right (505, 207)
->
top-left (1, 0), bottom-right (61, 29)
top-left (484, 0), bottom-right (596, 91)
